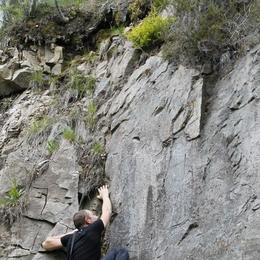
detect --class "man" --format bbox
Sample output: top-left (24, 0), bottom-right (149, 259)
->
top-left (42, 185), bottom-right (129, 260)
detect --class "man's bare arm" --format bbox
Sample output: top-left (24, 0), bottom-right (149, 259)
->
top-left (97, 185), bottom-right (112, 227)
top-left (42, 230), bottom-right (77, 251)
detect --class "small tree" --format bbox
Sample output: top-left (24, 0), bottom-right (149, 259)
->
top-left (29, 0), bottom-right (37, 16)
top-left (54, 0), bottom-right (69, 22)
top-left (29, 0), bottom-right (69, 22)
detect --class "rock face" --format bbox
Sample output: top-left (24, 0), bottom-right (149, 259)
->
top-left (0, 46), bottom-right (64, 96)
top-left (1, 37), bottom-right (260, 260)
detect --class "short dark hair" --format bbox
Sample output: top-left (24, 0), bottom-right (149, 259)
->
top-left (73, 210), bottom-right (89, 229)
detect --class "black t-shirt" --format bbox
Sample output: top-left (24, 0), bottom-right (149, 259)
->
top-left (61, 219), bottom-right (104, 260)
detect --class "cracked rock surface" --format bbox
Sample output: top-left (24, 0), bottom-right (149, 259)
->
top-left (1, 39), bottom-right (260, 259)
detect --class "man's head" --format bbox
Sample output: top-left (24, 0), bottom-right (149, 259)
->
top-left (73, 210), bottom-right (99, 229)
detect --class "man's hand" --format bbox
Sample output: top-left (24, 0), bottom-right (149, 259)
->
top-left (97, 185), bottom-right (109, 200)
top-left (97, 184), bottom-right (112, 227)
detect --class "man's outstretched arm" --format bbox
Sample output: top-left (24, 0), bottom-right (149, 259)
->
top-left (42, 230), bottom-right (76, 251)
top-left (97, 185), bottom-right (112, 228)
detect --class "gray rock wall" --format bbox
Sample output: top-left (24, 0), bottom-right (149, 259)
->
top-left (94, 43), bottom-right (260, 259)
top-left (1, 40), bottom-right (260, 259)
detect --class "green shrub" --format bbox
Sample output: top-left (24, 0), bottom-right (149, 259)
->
top-left (163, 1), bottom-right (226, 64)
top-left (30, 116), bottom-right (52, 134)
top-left (46, 140), bottom-right (59, 153)
top-left (84, 76), bottom-right (96, 94)
top-left (86, 101), bottom-right (97, 127)
top-left (125, 11), bottom-right (173, 49)
top-left (6, 180), bottom-right (24, 207)
top-left (0, 180), bottom-right (24, 227)
top-left (162, 0), bottom-right (260, 66)
top-left (91, 142), bottom-right (105, 155)
top-left (128, 0), bottom-right (149, 22)
top-left (30, 70), bottom-right (44, 90)
top-left (62, 128), bottom-right (76, 142)
top-left (109, 25), bottom-right (125, 36)
top-left (70, 70), bottom-right (82, 89)
top-left (86, 116), bottom-right (96, 128)
top-left (31, 71), bottom-right (43, 83)
top-left (87, 101), bottom-right (97, 116)
top-left (69, 69), bottom-right (96, 95)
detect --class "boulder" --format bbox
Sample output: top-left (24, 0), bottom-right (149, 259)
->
top-left (12, 67), bottom-right (33, 90)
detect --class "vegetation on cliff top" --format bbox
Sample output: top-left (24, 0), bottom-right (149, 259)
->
top-left (0, 0), bottom-right (112, 52)
top-left (125, 0), bottom-right (260, 67)
top-left (1, 0), bottom-right (260, 68)
top-left (162, 0), bottom-right (260, 66)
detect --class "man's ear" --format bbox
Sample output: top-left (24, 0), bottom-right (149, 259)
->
top-left (85, 217), bottom-right (91, 225)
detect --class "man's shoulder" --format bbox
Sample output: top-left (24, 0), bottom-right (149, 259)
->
top-left (95, 218), bottom-right (104, 226)
top-left (82, 219), bottom-right (104, 233)
top-left (90, 219), bottom-right (104, 229)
